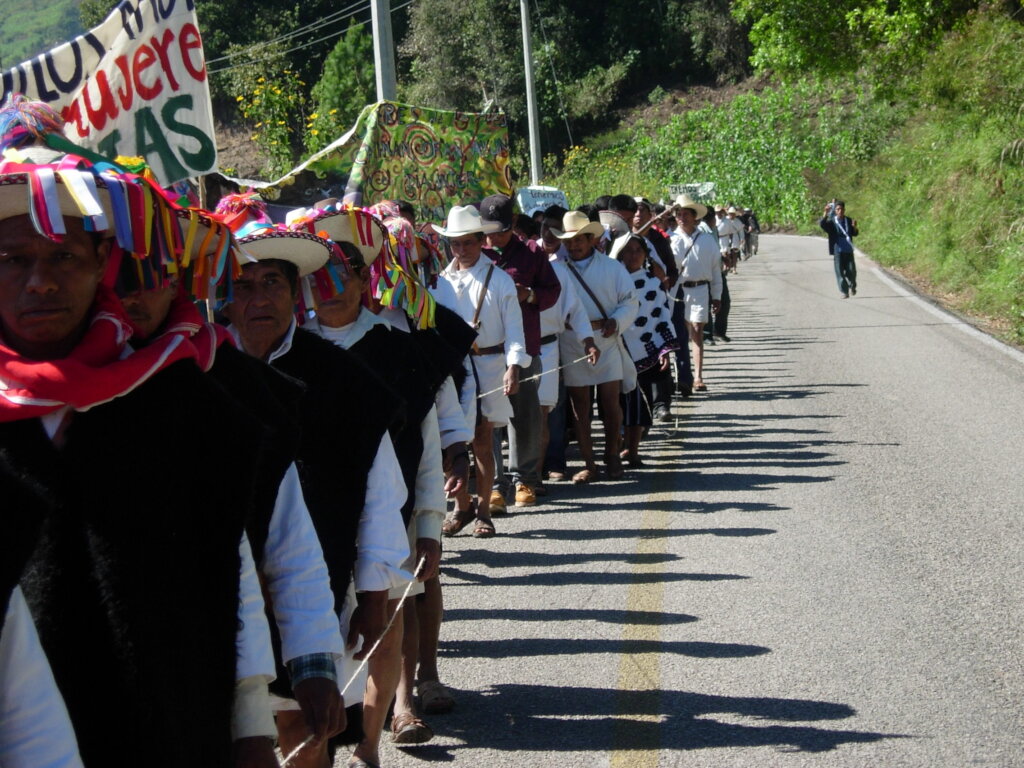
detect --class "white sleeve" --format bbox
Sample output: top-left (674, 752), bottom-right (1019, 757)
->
top-left (0, 587), bottom-right (85, 768)
top-left (235, 533), bottom-right (275, 682)
top-left (435, 376), bottom-right (473, 448)
top-left (261, 464), bottom-right (345, 663)
top-left (413, 407), bottom-right (445, 542)
top-left (354, 436), bottom-right (413, 592)
top-left (499, 279), bottom-right (531, 369)
top-left (711, 246), bottom-right (724, 301)
top-left (609, 261), bottom-right (640, 332)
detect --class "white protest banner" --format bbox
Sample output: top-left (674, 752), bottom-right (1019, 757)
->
top-left (668, 182), bottom-right (716, 202)
top-left (516, 185), bottom-right (569, 215)
top-left (1, 0), bottom-right (216, 185)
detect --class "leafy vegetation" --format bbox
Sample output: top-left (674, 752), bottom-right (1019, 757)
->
top-left (827, 11), bottom-right (1024, 340)
top-left (550, 80), bottom-right (904, 225)
top-left (0, 0), bottom-right (80, 67)
top-left (549, 6), bottom-right (1024, 339)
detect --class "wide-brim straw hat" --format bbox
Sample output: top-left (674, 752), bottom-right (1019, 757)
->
top-left (431, 205), bottom-right (500, 238)
top-left (608, 232), bottom-right (649, 262)
top-left (174, 208), bottom-right (244, 266)
top-left (727, 206), bottom-right (739, 214)
top-left (234, 222), bottom-right (332, 277)
top-left (673, 194), bottom-right (708, 220)
top-left (598, 210), bottom-right (630, 239)
top-left (552, 210), bottom-right (604, 240)
top-left (287, 205), bottom-right (388, 267)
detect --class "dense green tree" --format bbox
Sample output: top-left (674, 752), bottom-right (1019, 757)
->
top-left (732, 0), bottom-right (983, 78)
top-left (305, 20), bottom-right (377, 154)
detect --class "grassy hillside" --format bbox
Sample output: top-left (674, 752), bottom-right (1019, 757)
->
top-left (823, 12), bottom-right (1024, 342)
top-left (0, 0), bottom-right (82, 68)
top-left (547, 10), bottom-right (1024, 342)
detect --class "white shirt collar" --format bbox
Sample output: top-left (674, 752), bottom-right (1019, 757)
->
top-left (306, 307), bottom-right (386, 349)
top-left (228, 317), bottom-right (298, 364)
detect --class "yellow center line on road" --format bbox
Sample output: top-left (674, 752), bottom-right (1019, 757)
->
top-left (610, 500), bottom-right (670, 768)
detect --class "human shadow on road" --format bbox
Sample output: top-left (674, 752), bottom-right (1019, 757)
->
top-left (440, 566), bottom-right (748, 588)
top-left (446, 549), bottom-right (679, 568)
top-left (411, 684), bottom-right (908, 757)
top-left (504, 526), bottom-right (777, 539)
top-left (438, 637), bottom-right (769, 659)
top-left (442, 607), bottom-right (699, 625)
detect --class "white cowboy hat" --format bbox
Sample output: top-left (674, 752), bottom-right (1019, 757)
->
top-left (235, 222), bottom-right (333, 277)
top-left (287, 205), bottom-right (388, 267)
top-left (727, 206), bottom-right (739, 214)
top-left (431, 205), bottom-right (500, 238)
top-left (552, 210), bottom-right (604, 240)
top-left (672, 194), bottom-right (707, 220)
top-left (598, 210), bottom-right (630, 239)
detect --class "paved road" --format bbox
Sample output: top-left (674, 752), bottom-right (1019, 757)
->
top-left (362, 234), bottom-right (1024, 768)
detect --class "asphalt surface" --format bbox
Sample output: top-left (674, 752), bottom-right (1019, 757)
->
top-left (353, 234), bottom-right (1024, 768)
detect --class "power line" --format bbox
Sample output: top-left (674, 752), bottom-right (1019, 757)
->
top-left (209, 0), bottom-right (416, 76)
top-left (206, 0), bottom-right (370, 65)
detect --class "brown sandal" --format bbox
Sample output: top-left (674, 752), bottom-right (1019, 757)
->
top-left (472, 517), bottom-right (495, 538)
top-left (441, 500), bottom-right (477, 537)
top-left (391, 711), bottom-right (433, 744)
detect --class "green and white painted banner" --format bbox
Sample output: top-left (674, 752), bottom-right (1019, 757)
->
top-left (2, 0), bottom-right (217, 185)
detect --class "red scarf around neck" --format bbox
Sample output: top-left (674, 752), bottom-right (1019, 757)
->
top-left (0, 284), bottom-right (199, 421)
top-left (152, 290), bottom-right (234, 372)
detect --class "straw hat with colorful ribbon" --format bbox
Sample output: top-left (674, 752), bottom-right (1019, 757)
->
top-left (0, 94), bottom-right (241, 304)
top-left (290, 201), bottom-right (437, 329)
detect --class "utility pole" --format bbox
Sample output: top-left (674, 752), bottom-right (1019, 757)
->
top-left (371, 0), bottom-right (397, 101)
top-left (520, 0), bottom-right (542, 184)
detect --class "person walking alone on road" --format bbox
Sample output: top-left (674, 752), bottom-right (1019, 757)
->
top-left (820, 200), bottom-right (860, 298)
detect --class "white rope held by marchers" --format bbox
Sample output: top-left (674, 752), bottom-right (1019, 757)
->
top-left (475, 355), bottom-right (591, 400)
top-left (280, 555), bottom-right (428, 767)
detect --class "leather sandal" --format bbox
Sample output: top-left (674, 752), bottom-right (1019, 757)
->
top-left (391, 711), bottom-right (433, 744)
top-left (441, 499), bottom-right (477, 537)
top-left (472, 517), bottom-right (496, 538)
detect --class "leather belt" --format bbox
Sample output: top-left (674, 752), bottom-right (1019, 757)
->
top-left (590, 319), bottom-right (605, 330)
top-left (539, 334), bottom-right (558, 345)
top-left (471, 343), bottom-right (504, 356)
top-left (682, 280), bottom-right (710, 287)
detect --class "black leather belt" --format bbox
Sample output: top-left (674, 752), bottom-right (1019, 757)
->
top-left (471, 343), bottom-right (504, 356)
top-left (682, 280), bottom-right (710, 287)
top-left (540, 334), bottom-right (557, 345)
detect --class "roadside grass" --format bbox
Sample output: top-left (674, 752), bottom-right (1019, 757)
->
top-left (828, 12), bottom-right (1024, 342)
top-left (547, 11), bottom-right (1024, 342)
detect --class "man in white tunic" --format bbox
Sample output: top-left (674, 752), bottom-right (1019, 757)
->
top-left (671, 196), bottom-right (722, 392)
top-left (437, 206), bottom-right (529, 537)
top-left (552, 211), bottom-right (639, 483)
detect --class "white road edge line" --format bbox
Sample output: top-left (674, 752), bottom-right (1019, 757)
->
top-left (869, 267), bottom-right (1024, 366)
top-left (765, 234), bottom-right (1024, 366)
